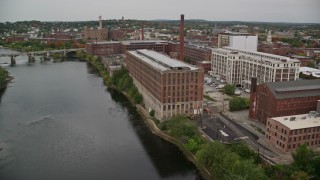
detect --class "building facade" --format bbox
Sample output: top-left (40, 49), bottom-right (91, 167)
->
top-left (266, 108), bottom-right (320, 152)
top-left (218, 32), bottom-right (258, 51)
top-left (211, 48), bottom-right (301, 88)
top-left (249, 79), bottom-right (320, 124)
top-left (83, 27), bottom-right (108, 42)
top-left (86, 40), bottom-right (167, 56)
top-left (167, 42), bottom-right (212, 73)
top-left (126, 49), bottom-right (204, 120)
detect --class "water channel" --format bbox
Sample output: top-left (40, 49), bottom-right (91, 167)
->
top-left (0, 48), bottom-right (202, 180)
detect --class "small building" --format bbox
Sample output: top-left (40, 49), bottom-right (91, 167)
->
top-left (126, 49), bottom-right (204, 120)
top-left (266, 102), bottom-right (320, 152)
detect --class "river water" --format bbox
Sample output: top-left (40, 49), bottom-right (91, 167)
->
top-left (0, 48), bottom-right (202, 180)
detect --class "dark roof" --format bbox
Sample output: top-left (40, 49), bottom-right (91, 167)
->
top-left (265, 79), bottom-right (320, 99)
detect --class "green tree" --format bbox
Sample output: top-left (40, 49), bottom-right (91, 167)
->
top-left (149, 109), bottom-right (155, 117)
top-left (292, 143), bottom-right (315, 173)
top-left (229, 97), bottom-right (250, 111)
top-left (306, 61), bottom-right (316, 68)
top-left (224, 84), bottom-right (236, 95)
top-left (227, 160), bottom-right (268, 180)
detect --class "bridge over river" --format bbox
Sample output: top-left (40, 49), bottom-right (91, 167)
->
top-left (0, 48), bottom-right (85, 64)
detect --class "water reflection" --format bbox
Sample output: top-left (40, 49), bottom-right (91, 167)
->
top-left (108, 88), bottom-right (203, 179)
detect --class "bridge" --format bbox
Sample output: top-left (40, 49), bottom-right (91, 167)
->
top-left (0, 48), bottom-right (85, 64)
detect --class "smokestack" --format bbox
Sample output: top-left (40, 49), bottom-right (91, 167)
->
top-left (141, 22), bottom-right (144, 40)
top-left (180, 14), bottom-right (184, 61)
top-left (249, 77), bottom-right (258, 119)
top-left (99, 16), bottom-right (102, 29)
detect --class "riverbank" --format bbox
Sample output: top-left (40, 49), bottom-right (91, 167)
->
top-left (0, 67), bottom-right (13, 90)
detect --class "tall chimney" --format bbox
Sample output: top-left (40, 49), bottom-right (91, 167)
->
top-left (180, 14), bottom-right (184, 61)
top-left (141, 22), bottom-right (144, 40)
top-left (249, 77), bottom-right (257, 119)
top-left (99, 16), bottom-right (103, 29)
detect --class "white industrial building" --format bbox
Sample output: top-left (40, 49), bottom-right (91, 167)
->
top-left (218, 32), bottom-right (258, 51)
top-left (211, 48), bottom-right (301, 89)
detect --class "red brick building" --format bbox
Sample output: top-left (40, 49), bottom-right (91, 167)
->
top-left (167, 42), bottom-right (212, 73)
top-left (5, 36), bottom-right (25, 43)
top-left (249, 79), bottom-right (320, 124)
top-left (121, 40), bottom-right (167, 52)
top-left (290, 55), bottom-right (314, 67)
top-left (44, 33), bottom-right (72, 40)
top-left (86, 41), bottom-right (122, 56)
top-left (266, 106), bottom-right (320, 152)
top-left (108, 29), bottom-right (125, 41)
top-left (126, 49), bottom-right (204, 120)
top-left (258, 42), bottom-right (292, 56)
top-left (86, 40), bottom-right (167, 56)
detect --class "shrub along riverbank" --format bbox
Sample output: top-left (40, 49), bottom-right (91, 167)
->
top-left (76, 51), bottom-right (142, 104)
top-left (0, 67), bottom-right (11, 90)
top-left (158, 115), bottom-right (267, 179)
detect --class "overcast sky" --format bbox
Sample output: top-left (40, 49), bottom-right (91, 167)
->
top-left (1, 0), bottom-right (319, 23)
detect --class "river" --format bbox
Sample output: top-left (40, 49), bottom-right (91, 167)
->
top-left (0, 48), bottom-right (202, 180)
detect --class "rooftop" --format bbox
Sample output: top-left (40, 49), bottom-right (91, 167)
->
top-left (265, 79), bottom-right (320, 99)
top-left (271, 112), bottom-right (320, 130)
top-left (87, 40), bottom-right (167, 45)
top-left (128, 49), bottom-right (199, 72)
top-left (212, 47), bottom-right (300, 64)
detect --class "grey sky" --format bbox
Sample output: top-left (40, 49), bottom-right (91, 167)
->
top-left (1, 0), bottom-right (320, 23)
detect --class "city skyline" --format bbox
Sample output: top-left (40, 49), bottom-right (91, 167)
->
top-left (1, 0), bottom-right (320, 23)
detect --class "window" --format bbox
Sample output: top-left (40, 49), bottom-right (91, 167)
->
top-left (288, 145), bottom-right (291, 149)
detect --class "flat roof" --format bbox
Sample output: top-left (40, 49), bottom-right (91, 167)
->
top-left (128, 49), bottom-right (199, 72)
top-left (212, 47), bottom-right (300, 63)
top-left (271, 113), bottom-right (320, 130)
top-left (87, 40), bottom-right (167, 45)
top-left (121, 40), bottom-right (167, 45)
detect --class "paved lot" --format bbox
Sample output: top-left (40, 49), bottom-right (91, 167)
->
top-left (201, 78), bottom-right (294, 164)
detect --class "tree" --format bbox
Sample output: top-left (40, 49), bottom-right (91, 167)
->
top-left (184, 56), bottom-right (192, 64)
top-left (149, 109), bottom-right (155, 117)
top-left (229, 97), bottom-right (250, 111)
top-left (292, 143), bottom-right (315, 173)
top-left (306, 61), bottom-right (316, 68)
top-left (224, 84), bottom-right (236, 95)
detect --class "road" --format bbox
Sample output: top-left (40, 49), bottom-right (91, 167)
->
top-left (199, 113), bottom-right (278, 163)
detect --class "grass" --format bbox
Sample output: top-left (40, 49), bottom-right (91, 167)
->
top-left (204, 95), bottom-right (216, 101)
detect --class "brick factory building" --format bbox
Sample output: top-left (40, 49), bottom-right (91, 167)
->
top-left (108, 29), bottom-right (125, 41)
top-left (167, 42), bottom-right (212, 73)
top-left (86, 41), bottom-right (122, 56)
top-left (121, 40), bottom-right (167, 52)
top-left (249, 79), bottom-right (320, 124)
top-left (85, 40), bottom-right (167, 56)
top-left (126, 49), bottom-right (204, 120)
top-left (211, 48), bottom-right (301, 89)
top-left (265, 103), bottom-right (320, 152)
top-left (83, 27), bottom-right (108, 42)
